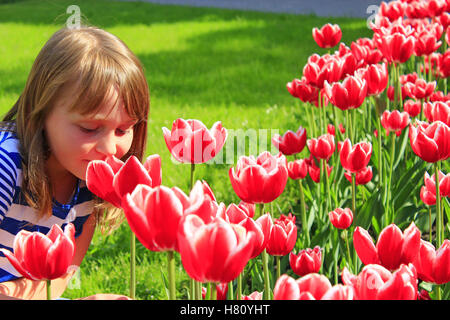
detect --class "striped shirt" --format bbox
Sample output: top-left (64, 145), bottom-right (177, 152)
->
top-left (0, 129), bottom-right (95, 282)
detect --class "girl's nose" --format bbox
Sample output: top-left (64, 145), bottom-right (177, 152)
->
top-left (95, 131), bottom-right (117, 157)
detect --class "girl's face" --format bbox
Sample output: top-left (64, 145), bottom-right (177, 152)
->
top-left (44, 86), bottom-right (136, 181)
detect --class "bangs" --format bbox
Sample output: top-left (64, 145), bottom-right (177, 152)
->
top-left (64, 48), bottom-right (149, 124)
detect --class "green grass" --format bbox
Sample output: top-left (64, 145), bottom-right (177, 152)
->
top-left (0, 0), bottom-right (372, 299)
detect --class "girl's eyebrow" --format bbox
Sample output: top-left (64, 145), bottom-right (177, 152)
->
top-left (79, 117), bottom-right (138, 126)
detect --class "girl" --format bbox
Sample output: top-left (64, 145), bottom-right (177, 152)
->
top-left (0, 25), bottom-right (150, 299)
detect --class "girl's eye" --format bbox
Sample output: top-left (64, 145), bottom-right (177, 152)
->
top-left (79, 126), bottom-right (98, 133)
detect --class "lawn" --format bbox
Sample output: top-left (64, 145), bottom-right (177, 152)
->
top-left (0, 0), bottom-right (373, 299)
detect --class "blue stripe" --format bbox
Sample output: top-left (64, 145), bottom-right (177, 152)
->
top-left (0, 132), bottom-right (96, 283)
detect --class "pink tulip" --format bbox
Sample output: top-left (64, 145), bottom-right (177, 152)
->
top-left (339, 139), bottom-right (372, 173)
top-left (355, 63), bottom-right (388, 96)
top-left (1, 224), bottom-right (75, 280)
top-left (272, 126), bottom-right (307, 156)
top-left (353, 222), bottom-right (421, 271)
top-left (412, 239), bottom-right (450, 284)
top-left (162, 118), bottom-right (227, 164)
top-left (229, 151), bottom-right (288, 204)
top-left (289, 246), bottom-right (322, 277)
top-left (423, 101), bottom-right (450, 126)
top-left (403, 100), bottom-right (421, 118)
top-left (342, 263), bottom-right (418, 300)
top-left (312, 24), bottom-right (342, 49)
top-left (121, 185), bottom-right (184, 252)
top-left (297, 273), bottom-right (333, 300)
top-left (177, 215), bottom-right (255, 283)
top-left (273, 274), bottom-right (300, 300)
top-left (328, 208), bottom-right (353, 229)
top-left (264, 214), bottom-right (297, 256)
top-left (323, 75), bottom-right (368, 111)
top-left (287, 159), bottom-right (308, 180)
top-left (409, 120), bottom-right (450, 163)
top-left (344, 166), bottom-right (373, 185)
top-left (307, 133), bottom-right (335, 160)
top-left (218, 203), bottom-right (265, 259)
top-left (86, 154), bottom-right (162, 208)
top-left (381, 110), bottom-right (410, 136)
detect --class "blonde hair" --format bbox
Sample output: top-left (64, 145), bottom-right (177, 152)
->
top-left (1, 26), bottom-right (150, 234)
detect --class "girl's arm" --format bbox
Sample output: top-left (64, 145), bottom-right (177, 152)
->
top-left (0, 213), bottom-right (97, 300)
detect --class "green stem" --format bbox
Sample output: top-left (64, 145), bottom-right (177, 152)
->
top-left (428, 206), bottom-right (432, 244)
top-left (377, 116), bottom-right (383, 187)
top-left (47, 279), bottom-right (51, 300)
top-left (228, 281), bottom-right (234, 300)
top-left (323, 158), bottom-right (331, 216)
top-left (211, 283), bottom-right (217, 300)
top-left (190, 163), bottom-right (196, 190)
top-left (168, 251), bottom-right (176, 300)
top-left (237, 273), bottom-right (242, 300)
top-left (130, 229), bottom-right (136, 300)
top-left (276, 256), bottom-right (281, 281)
top-left (434, 162), bottom-right (442, 248)
top-left (257, 202), bottom-right (271, 300)
top-left (298, 180), bottom-right (310, 247)
top-left (351, 173), bottom-right (356, 216)
top-left (262, 249), bottom-right (271, 300)
top-left (344, 230), bottom-right (353, 273)
top-left (387, 133), bottom-right (396, 225)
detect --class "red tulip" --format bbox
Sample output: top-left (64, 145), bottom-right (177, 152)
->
top-left (312, 24), bottom-right (342, 49)
top-left (229, 151), bottom-right (288, 204)
top-left (375, 32), bottom-right (415, 64)
top-left (381, 110), bottom-right (410, 136)
top-left (305, 154), bottom-right (332, 183)
top-left (403, 99), bottom-right (421, 118)
top-left (412, 239), bottom-right (450, 284)
top-left (414, 29), bottom-right (442, 56)
top-left (440, 50), bottom-right (450, 78)
top-left (289, 246), bottom-right (322, 277)
top-left (423, 170), bottom-right (450, 197)
top-left (409, 120), bottom-right (450, 163)
top-left (353, 222), bottom-right (421, 271)
top-left (339, 139), bottom-right (372, 173)
top-left (420, 185), bottom-right (436, 205)
top-left (303, 54), bottom-right (343, 89)
top-left (177, 215), bottom-right (255, 283)
top-left (410, 79), bottom-right (437, 100)
top-left (242, 291), bottom-right (263, 300)
top-left (202, 283), bottom-right (228, 300)
top-left (355, 63), bottom-right (388, 96)
top-left (344, 166), bottom-right (373, 185)
top-left (297, 273), bottom-right (333, 300)
top-left (173, 180), bottom-right (221, 224)
top-left (272, 126), bottom-right (307, 156)
top-left (342, 263), bottom-right (418, 300)
top-left (446, 27), bottom-right (450, 46)
top-left (423, 101), bottom-right (450, 126)
top-left (287, 77), bottom-right (319, 104)
top-left (237, 201), bottom-right (255, 218)
top-left (86, 154), bottom-right (162, 208)
top-left (273, 274), bottom-right (300, 300)
top-left (217, 203), bottom-right (265, 259)
top-left (379, 1), bottom-right (406, 21)
top-left (307, 133), bottom-right (335, 160)
top-left (122, 185), bottom-right (184, 252)
top-left (287, 159), bottom-right (308, 180)
top-left (0, 224), bottom-right (75, 280)
top-left (323, 75), bottom-right (367, 111)
top-left (162, 118), bottom-right (227, 164)
top-left (387, 82), bottom-right (413, 101)
top-left (328, 208), bottom-right (353, 229)
top-left (264, 214), bottom-right (297, 256)
top-left (427, 0), bottom-right (447, 17)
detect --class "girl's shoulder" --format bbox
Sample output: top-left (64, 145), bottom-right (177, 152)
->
top-left (0, 128), bottom-right (21, 171)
